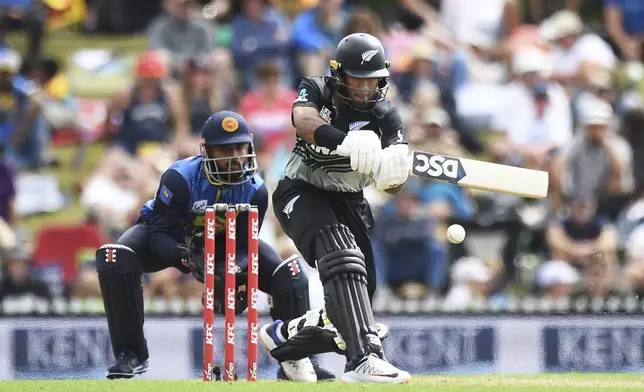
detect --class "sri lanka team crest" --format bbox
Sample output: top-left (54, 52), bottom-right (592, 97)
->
top-left (222, 117), bottom-right (239, 133)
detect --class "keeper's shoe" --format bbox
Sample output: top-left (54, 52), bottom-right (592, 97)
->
top-left (341, 353), bottom-right (411, 384)
top-left (260, 321), bottom-right (317, 382)
top-left (106, 350), bottom-right (149, 379)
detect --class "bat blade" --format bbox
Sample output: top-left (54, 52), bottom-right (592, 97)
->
top-left (409, 150), bottom-right (549, 199)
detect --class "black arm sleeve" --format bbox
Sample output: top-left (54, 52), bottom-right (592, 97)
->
top-left (379, 106), bottom-right (407, 148)
top-left (148, 169), bottom-right (191, 261)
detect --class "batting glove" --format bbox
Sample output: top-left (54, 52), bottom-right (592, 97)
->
top-left (336, 130), bottom-right (382, 176)
top-left (375, 144), bottom-right (410, 190)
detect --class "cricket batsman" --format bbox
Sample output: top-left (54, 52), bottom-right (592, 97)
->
top-left (95, 111), bottom-right (333, 381)
top-left (263, 33), bottom-right (412, 383)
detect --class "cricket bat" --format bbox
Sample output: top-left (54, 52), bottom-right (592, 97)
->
top-left (410, 150), bottom-right (549, 199)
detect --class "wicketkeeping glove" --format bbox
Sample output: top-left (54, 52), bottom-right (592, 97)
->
top-left (178, 231), bottom-right (206, 283)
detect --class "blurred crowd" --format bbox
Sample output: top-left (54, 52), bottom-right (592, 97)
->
top-left (2, 0), bottom-right (644, 313)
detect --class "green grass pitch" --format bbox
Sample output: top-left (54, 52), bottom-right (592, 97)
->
top-left (3, 375), bottom-right (644, 392)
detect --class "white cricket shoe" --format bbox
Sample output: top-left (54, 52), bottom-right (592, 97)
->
top-left (260, 321), bottom-right (317, 382)
top-left (341, 353), bottom-right (411, 384)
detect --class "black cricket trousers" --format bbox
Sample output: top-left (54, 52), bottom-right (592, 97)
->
top-left (272, 177), bottom-right (378, 300)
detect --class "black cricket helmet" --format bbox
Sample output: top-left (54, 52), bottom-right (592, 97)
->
top-left (329, 33), bottom-right (390, 111)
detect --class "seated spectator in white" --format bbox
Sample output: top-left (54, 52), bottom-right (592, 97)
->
top-left (0, 245), bottom-right (51, 303)
top-left (540, 10), bottom-right (616, 87)
top-left (0, 48), bottom-right (48, 171)
top-left (291, 0), bottom-right (348, 77)
top-left (439, 0), bottom-right (519, 61)
top-left (545, 195), bottom-right (618, 299)
top-left (95, 51), bottom-right (187, 179)
top-left (490, 48), bottom-right (572, 171)
top-left (231, 0), bottom-right (290, 90)
top-left (82, 147), bottom-right (174, 240)
top-left (442, 256), bottom-right (494, 312)
top-left (572, 68), bottom-right (617, 125)
top-left (148, 0), bottom-right (219, 75)
top-left (534, 259), bottom-right (581, 299)
top-left (553, 99), bottom-right (633, 215)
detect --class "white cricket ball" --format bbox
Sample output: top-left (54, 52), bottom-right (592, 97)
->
top-left (446, 224), bottom-right (466, 244)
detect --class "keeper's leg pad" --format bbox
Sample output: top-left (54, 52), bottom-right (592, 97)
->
top-left (269, 255), bottom-right (310, 321)
top-left (315, 224), bottom-right (382, 363)
top-left (95, 244), bottom-right (148, 361)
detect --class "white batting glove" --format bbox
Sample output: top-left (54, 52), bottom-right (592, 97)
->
top-left (336, 130), bottom-right (382, 176)
top-left (375, 144), bottom-right (410, 190)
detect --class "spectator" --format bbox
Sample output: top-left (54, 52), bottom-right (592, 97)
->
top-left (96, 50), bottom-right (187, 176)
top-left (0, 145), bottom-right (15, 227)
top-left (620, 107), bottom-right (644, 193)
top-left (526, 0), bottom-right (582, 24)
top-left (490, 48), bottom-right (572, 171)
top-left (291, 0), bottom-right (348, 77)
top-left (439, 0), bottom-right (520, 60)
top-left (0, 48), bottom-right (48, 171)
top-left (343, 7), bottom-right (384, 37)
top-left (0, 245), bottom-right (51, 302)
top-left (553, 99), bottom-right (633, 215)
top-left (442, 256), bottom-right (494, 311)
top-left (544, 195), bottom-right (618, 299)
top-left (238, 60), bottom-right (296, 154)
top-left (540, 10), bottom-right (616, 87)
top-left (179, 55), bottom-right (231, 156)
top-left (534, 259), bottom-right (581, 299)
top-left (0, 0), bottom-right (45, 61)
top-left (20, 57), bottom-right (77, 131)
top-left (372, 179), bottom-right (447, 299)
top-left (148, 0), bottom-right (227, 76)
top-left (620, 224), bottom-right (644, 296)
top-left (604, 0), bottom-right (644, 60)
top-left (231, 0), bottom-right (290, 90)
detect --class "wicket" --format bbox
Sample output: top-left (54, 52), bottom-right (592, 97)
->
top-left (203, 203), bottom-right (259, 382)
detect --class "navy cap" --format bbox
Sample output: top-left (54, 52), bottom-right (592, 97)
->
top-left (201, 111), bottom-right (253, 147)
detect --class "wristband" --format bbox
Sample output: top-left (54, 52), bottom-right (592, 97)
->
top-left (313, 124), bottom-right (346, 150)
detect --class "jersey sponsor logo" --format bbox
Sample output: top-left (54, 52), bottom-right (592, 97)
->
top-left (319, 106), bottom-right (332, 123)
top-left (349, 121), bottom-right (370, 131)
top-left (361, 49), bottom-right (379, 64)
top-left (412, 151), bottom-right (465, 182)
top-left (294, 88), bottom-right (308, 103)
top-left (282, 195), bottom-right (300, 219)
top-left (191, 199), bottom-right (208, 213)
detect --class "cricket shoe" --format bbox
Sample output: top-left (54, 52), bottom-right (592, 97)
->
top-left (106, 350), bottom-right (149, 379)
top-left (341, 353), bottom-right (411, 384)
top-left (260, 321), bottom-right (317, 382)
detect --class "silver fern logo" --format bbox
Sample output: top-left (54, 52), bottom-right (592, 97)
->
top-left (361, 49), bottom-right (379, 64)
top-left (349, 121), bottom-right (370, 131)
top-left (283, 195), bottom-right (300, 219)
